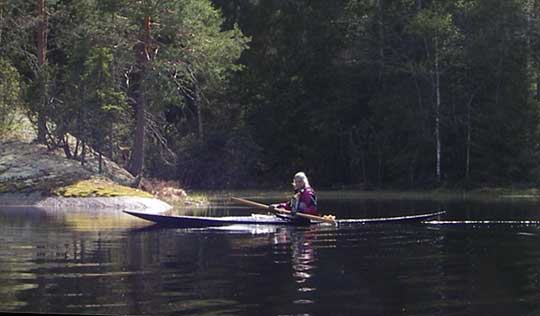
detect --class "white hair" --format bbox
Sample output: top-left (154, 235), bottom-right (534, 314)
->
top-left (294, 171), bottom-right (310, 188)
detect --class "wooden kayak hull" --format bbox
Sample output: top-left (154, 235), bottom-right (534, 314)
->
top-left (124, 210), bottom-right (307, 227)
top-left (123, 210), bottom-right (446, 228)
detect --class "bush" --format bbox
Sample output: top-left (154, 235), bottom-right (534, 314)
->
top-left (0, 59), bottom-right (22, 137)
top-left (173, 130), bottom-right (262, 189)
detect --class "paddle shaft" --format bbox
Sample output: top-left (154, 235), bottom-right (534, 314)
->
top-left (232, 197), bottom-right (336, 224)
top-left (232, 197), bottom-right (269, 209)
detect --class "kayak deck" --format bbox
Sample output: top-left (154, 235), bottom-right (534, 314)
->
top-left (123, 210), bottom-right (446, 228)
top-left (337, 211), bottom-right (446, 224)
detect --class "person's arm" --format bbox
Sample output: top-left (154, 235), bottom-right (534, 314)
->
top-left (270, 201), bottom-right (291, 210)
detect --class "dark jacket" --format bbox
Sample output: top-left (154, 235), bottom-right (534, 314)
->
top-left (277, 186), bottom-right (318, 215)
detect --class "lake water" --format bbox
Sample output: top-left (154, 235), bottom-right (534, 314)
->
top-left (1, 192), bottom-right (540, 316)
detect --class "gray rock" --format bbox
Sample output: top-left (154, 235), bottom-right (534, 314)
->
top-left (0, 139), bottom-right (134, 193)
top-left (36, 196), bottom-right (172, 213)
top-left (0, 193), bottom-right (172, 213)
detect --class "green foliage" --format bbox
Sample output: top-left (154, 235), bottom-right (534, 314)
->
top-left (138, 0), bottom-right (249, 106)
top-left (80, 47), bottom-right (128, 148)
top-left (0, 59), bottom-right (22, 136)
top-left (408, 7), bottom-right (456, 38)
top-left (2, 0), bottom-right (540, 189)
top-left (172, 130), bottom-right (261, 188)
top-left (213, 0), bottom-right (540, 188)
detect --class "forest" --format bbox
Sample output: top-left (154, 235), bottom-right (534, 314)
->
top-left (1, 0), bottom-right (540, 190)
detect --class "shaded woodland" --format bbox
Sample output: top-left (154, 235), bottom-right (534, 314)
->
top-left (2, 0), bottom-right (540, 189)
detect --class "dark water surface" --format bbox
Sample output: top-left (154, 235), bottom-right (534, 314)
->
top-left (2, 193), bottom-right (540, 315)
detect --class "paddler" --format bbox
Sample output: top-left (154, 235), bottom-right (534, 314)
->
top-left (270, 171), bottom-right (319, 217)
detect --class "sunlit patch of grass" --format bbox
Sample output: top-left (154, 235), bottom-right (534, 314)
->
top-left (52, 178), bottom-right (153, 198)
top-left (185, 192), bottom-right (209, 204)
top-left (164, 192), bottom-right (209, 209)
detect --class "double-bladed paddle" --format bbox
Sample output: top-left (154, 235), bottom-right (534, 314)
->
top-left (232, 197), bottom-right (336, 224)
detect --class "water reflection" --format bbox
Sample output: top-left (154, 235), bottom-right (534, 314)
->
top-left (0, 206), bottom-right (147, 231)
top-left (273, 227), bottom-right (318, 299)
top-left (3, 196), bottom-right (540, 315)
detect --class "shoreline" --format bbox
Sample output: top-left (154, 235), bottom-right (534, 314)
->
top-left (0, 193), bottom-right (173, 213)
top-left (208, 188), bottom-right (540, 202)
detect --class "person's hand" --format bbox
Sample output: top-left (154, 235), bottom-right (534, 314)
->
top-left (268, 204), bottom-right (277, 211)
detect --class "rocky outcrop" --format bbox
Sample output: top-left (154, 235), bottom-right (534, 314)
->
top-left (61, 134), bottom-right (136, 186)
top-left (0, 193), bottom-right (172, 213)
top-left (36, 196), bottom-right (172, 213)
top-left (0, 139), bottom-right (134, 193)
top-left (0, 140), bottom-right (92, 193)
top-left (0, 139), bottom-right (173, 213)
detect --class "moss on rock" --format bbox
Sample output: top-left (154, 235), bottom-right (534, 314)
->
top-left (53, 178), bottom-right (153, 198)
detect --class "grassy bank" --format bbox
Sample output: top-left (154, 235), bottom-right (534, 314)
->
top-left (52, 178), bottom-right (209, 205)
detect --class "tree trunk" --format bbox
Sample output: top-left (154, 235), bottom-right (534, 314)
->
top-left (360, 144), bottom-right (367, 187)
top-left (195, 85), bottom-right (204, 140)
top-left (129, 15), bottom-right (152, 176)
top-left (62, 134), bottom-right (72, 159)
top-left (98, 151), bottom-right (103, 173)
top-left (466, 99), bottom-right (471, 180)
top-left (409, 150), bottom-right (418, 187)
top-left (376, 142), bottom-right (384, 188)
top-left (81, 140), bottom-right (86, 166)
top-left (74, 137), bottom-right (80, 159)
top-left (526, 0), bottom-right (532, 62)
top-left (494, 29), bottom-right (507, 106)
top-left (36, 0), bottom-right (48, 143)
top-left (377, 0), bottom-right (385, 82)
top-left (108, 123), bottom-right (114, 160)
top-left (434, 37), bottom-right (441, 183)
top-left (465, 93), bottom-right (475, 180)
top-left (130, 90), bottom-right (146, 176)
top-left (537, 76), bottom-right (540, 101)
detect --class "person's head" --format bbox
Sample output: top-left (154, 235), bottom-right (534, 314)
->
top-left (292, 171), bottom-right (310, 190)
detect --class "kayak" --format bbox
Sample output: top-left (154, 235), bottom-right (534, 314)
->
top-left (124, 211), bottom-right (305, 227)
top-left (123, 210), bottom-right (446, 228)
